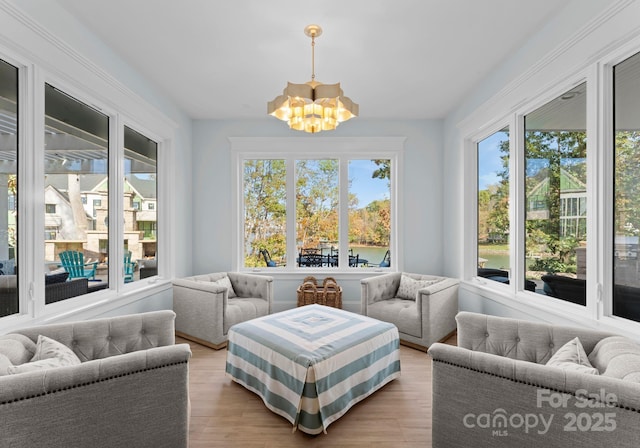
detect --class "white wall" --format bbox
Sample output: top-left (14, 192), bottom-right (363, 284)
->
top-left (192, 118), bottom-right (443, 311)
top-left (442, 0), bottom-right (640, 328)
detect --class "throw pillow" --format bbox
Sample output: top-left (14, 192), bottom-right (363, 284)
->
top-left (0, 334), bottom-right (37, 365)
top-left (588, 336), bottom-right (640, 382)
top-left (546, 337), bottom-right (599, 375)
top-left (0, 353), bottom-right (12, 376)
top-left (7, 335), bottom-right (81, 374)
top-left (215, 276), bottom-right (237, 298)
top-left (396, 274), bottom-right (439, 300)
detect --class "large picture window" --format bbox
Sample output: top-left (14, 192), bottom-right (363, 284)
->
top-left (236, 138), bottom-right (401, 272)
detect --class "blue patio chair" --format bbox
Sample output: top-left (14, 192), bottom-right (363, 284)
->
top-left (260, 249), bottom-right (283, 267)
top-left (58, 250), bottom-right (98, 280)
top-left (124, 250), bottom-right (136, 282)
top-left (378, 250), bottom-right (391, 267)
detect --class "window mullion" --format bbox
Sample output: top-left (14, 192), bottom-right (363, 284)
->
top-left (286, 158), bottom-right (296, 268)
top-left (109, 114), bottom-right (123, 287)
top-left (30, 66), bottom-right (45, 317)
top-left (512, 114), bottom-right (525, 294)
top-left (339, 158), bottom-right (349, 268)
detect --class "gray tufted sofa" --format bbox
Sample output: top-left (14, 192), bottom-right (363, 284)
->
top-left (429, 311), bottom-right (640, 447)
top-left (172, 272), bottom-right (273, 349)
top-left (0, 310), bottom-right (191, 448)
top-left (360, 272), bottom-right (459, 351)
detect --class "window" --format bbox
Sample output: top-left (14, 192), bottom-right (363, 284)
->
top-left (124, 126), bottom-right (158, 282)
top-left (45, 204), bottom-right (56, 214)
top-left (613, 51), bottom-right (640, 322)
top-left (44, 83), bottom-right (109, 299)
top-left (234, 137), bottom-right (402, 271)
top-left (348, 160), bottom-right (391, 268)
top-left (0, 58), bottom-right (18, 318)
top-left (477, 128), bottom-right (510, 284)
top-left (296, 159), bottom-right (339, 267)
top-left (243, 159), bottom-right (286, 267)
top-left (524, 82), bottom-right (587, 305)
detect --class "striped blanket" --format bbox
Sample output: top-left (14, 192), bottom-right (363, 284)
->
top-left (225, 304), bottom-right (401, 434)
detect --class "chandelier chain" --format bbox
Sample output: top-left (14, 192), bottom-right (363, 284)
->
top-left (311, 34), bottom-right (316, 81)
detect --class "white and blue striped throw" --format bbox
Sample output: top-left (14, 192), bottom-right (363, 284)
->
top-left (225, 304), bottom-right (401, 434)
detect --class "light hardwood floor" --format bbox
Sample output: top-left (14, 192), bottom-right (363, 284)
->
top-left (183, 333), bottom-right (456, 448)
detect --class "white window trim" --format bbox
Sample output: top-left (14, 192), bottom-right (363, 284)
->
top-left (0, 5), bottom-right (176, 331)
top-left (229, 137), bottom-right (405, 276)
top-left (460, 31), bottom-right (640, 337)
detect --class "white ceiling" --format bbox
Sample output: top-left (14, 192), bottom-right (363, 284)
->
top-left (55, 0), bottom-right (574, 121)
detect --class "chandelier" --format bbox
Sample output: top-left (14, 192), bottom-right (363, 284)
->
top-left (267, 24), bottom-right (358, 134)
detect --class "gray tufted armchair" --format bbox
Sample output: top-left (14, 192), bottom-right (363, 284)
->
top-left (361, 272), bottom-right (459, 351)
top-left (172, 272), bottom-right (273, 349)
top-left (0, 310), bottom-right (191, 447)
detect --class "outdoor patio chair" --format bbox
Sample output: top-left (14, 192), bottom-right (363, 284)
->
top-left (58, 250), bottom-right (98, 281)
top-left (124, 250), bottom-right (136, 282)
top-left (378, 250), bottom-right (391, 267)
top-left (260, 249), bottom-right (283, 267)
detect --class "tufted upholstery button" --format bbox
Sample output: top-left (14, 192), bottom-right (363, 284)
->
top-left (484, 332), bottom-right (489, 337)
top-left (549, 343), bottom-right (554, 348)
top-left (106, 336), bottom-right (112, 341)
top-left (141, 329), bottom-right (146, 334)
top-left (72, 340), bottom-right (78, 346)
top-left (515, 337), bottom-right (520, 342)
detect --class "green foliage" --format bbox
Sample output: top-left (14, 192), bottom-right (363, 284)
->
top-left (615, 131), bottom-right (640, 235)
top-left (244, 159), bottom-right (391, 265)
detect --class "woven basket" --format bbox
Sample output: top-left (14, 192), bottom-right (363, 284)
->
top-left (297, 278), bottom-right (319, 306)
top-left (296, 276), bottom-right (342, 308)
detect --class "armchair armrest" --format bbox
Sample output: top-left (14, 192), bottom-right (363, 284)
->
top-left (429, 342), bottom-right (640, 418)
top-left (172, 277), bottom-right (228, 295)
top-left (0, 344), bottom-right (191, 447)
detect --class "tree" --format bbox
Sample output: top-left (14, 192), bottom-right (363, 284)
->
top-left (486, 137), bottom-right (510, 241)
top-left (295, 159), bottom-right (339, 248)
top-left (243, 160), bottom-right (286, 266)
top-left (615, 131), bottom-right (640, 235)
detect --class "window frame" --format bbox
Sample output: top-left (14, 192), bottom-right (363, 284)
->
top-left (230, 137), bottom-right (404, 275)
top-left (0, 46), bottom-right (174, 328)
top-left (463, 37), bottom-right (640, 334)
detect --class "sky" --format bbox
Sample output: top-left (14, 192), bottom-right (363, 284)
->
top-left (349, 159), bottom-right (390, 207)
top-left (478, 130), bottom-right (508, 190)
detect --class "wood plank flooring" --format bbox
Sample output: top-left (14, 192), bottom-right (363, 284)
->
top-left (183, 334), bottom-right (456, 448)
